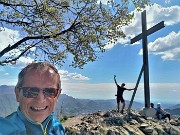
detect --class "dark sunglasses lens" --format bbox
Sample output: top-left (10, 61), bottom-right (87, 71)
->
top-left (23, 87), bottom-right (39, 98)
top-left (43, 88), bottom-right (58, 98)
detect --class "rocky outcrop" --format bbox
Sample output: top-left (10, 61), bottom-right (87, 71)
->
top-left (64, 110), bottom-right (180, 135)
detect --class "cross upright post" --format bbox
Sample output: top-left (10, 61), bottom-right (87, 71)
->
top-left (141, 10), bottom-right (150, 108)
top-left (130, 10), bottom-right (165, 108)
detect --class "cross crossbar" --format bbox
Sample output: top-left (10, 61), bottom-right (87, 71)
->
top-left (131, 21), bottom-right (165, 44)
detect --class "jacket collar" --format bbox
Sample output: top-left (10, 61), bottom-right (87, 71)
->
top-left (17, 107), bottom-right (53, 128)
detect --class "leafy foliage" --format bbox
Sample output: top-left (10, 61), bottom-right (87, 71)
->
top-left (0, 0), bottom-right (149, 68)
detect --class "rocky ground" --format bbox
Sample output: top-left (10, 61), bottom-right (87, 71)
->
top-left (63, 109), bottom-right (180, 135)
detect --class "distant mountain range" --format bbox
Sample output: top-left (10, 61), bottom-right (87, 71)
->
top-left (168, 104), bottom-right (180, 110)
top-left (55, 94), bottom-right (144, 116)
top-left (0, 85), bottom-right (180, 117)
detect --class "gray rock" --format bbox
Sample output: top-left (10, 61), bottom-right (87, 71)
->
top-left (154, 124), bottom-right (168, 135)
top-left (123, 124), bottom-right (145, 135)
top-left (64, 109), bottom-right (180, 135)
top-left (107, 130), bottom-right (116, 135)
top-left (129, 119), bottom-right (139, 125)
top-left (144, 126), bottom-right (154, 135)
top-left (169, 125), bottom-right (180, 135)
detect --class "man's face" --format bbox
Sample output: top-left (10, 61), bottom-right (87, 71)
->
top-left (15, 68), bottom-right (61, 123)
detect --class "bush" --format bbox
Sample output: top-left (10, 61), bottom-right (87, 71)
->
top-left (60, 115), bottom-right (68, 122)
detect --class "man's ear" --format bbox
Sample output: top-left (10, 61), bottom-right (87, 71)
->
top-left (15, 87), bottom-right (20, 102)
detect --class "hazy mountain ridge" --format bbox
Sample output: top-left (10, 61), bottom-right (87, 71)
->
top-left (56, 94), bottom-right (144, 116)
top-left (167, 104), bottom-right (180, 110)
top-left (0, 85), bottom-right (180, 117)
top-left (0, 85), bottom-right (15, 95)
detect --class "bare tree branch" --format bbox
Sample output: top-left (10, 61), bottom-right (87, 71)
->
top-left (0, 2), bottom-right (33, 7)
top-left (0, 19), bottom-right (30, 26)
top-left (0, 21), bottom-right (80, 57)
top-left (0, 41), bottom-right (41, 65)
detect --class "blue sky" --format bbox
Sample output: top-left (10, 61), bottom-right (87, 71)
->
top-left (0, 0), bottom-right (180, 104)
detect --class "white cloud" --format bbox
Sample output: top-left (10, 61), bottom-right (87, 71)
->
top-left (0, 27), bottom-right (36, 67)
top-left (104, 35), bottom-right (134, 49)
top-left (145, 4), bottom-right (180, 26)
top-left (139, 31), bottom-right (180, 60)
top-left (123, 3), bottom-right (180, 42)
top-left (10, 57), bottom-right (34, 68)
top-left (71, 74), bottom-right (90, 80)
top-left (58, 69), bottom-right (69, 75)
top-left (105, 3), bottom-right (180, 50)
top-left (0, 27), bottom-right (20, 52)
top-left (58, 70), bottom-right (90, 81)
top-left (165, 0), bottom-right (171, 4)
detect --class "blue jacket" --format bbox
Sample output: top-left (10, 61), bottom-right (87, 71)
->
top-left (156, 107), bottom-right (169, 116)
top-left (0, 108), bottom-right (65, 135)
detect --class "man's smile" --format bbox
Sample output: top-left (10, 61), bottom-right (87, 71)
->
top-left (30, 106), bottom-right (48, 111)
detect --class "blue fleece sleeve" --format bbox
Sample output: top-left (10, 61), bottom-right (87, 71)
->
top-left (0, 117), bottom-right (26, 135)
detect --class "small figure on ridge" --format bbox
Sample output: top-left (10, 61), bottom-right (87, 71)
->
top-left (156, 103), bottom-right (171, 121)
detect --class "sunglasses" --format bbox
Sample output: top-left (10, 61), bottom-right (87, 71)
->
top-left (18, 87), bottom-right (59, 98)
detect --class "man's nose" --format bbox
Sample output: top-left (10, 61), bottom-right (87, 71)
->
top-left (35, 90), bottom-right (46, 102)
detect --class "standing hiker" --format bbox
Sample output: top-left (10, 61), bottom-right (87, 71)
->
top-left (114, 75), bottom-right (134, 113)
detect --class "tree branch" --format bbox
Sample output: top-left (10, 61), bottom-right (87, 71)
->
top-left (0, 2), bottom-right (33, 7)
top-left (0, 21), bottom-right (80, 57)
top-left (0, 19), bottom-right (30, 26)
top-left (0, 41), bottom-right (41, 66)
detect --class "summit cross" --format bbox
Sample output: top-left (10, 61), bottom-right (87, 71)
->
top-left (131, 10), bottom-right (165, 108)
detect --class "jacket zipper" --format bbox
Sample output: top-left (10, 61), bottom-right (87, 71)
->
top-left (37, 118), bottom-right (51, 135)
top-left (37, 122), bottom-right (46, 135)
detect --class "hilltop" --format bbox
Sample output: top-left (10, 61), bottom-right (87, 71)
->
top-left (63, 109), bottom-right (180, 135)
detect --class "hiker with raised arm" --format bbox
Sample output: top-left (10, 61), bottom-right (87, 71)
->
top-left (114, 75), bottom-right (134, 114)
